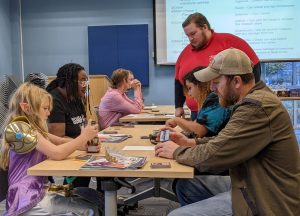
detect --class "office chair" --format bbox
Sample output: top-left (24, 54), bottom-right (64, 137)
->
top-left (92, 105), bottom-right (138, 214)
top-left (0, 75), bottom-right (21, 137)
top-left (0, 102), bottom-right (8, 135)
top-left (93, 106), bottom-right (101, 130)
top-left (0, 168), bottom-right (8, 202)
top-left (0, 75), bottom-right (20, 108)
top-left (25, 72), bottom-right (48, 89)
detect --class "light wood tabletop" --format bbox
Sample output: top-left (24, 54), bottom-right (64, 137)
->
top-left (27, 125), bottom-right (193, 178)
top-left (27, 125), bottom-right (193, 216)
top-left (119, 105), bottom-right (190, 123)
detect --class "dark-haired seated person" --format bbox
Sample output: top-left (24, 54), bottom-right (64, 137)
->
top-left (46, 63), bottom-right (99, 188)
top-left (166, 67), bottom-right (231, 138)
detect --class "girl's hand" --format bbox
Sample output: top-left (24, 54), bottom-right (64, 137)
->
top-left (81, 119), bottom-right (98, 140)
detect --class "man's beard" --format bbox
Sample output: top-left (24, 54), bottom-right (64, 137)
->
top-left (192, 31), bottom-right (208, 50)
top-left (219, 87), bottom-right (238, 107)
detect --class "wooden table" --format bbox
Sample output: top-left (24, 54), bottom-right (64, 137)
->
top-left (28, 125), bottom-right (193, 216)
top-left (119, 105), bottom-right (190, 123)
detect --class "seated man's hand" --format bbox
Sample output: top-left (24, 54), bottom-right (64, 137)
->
top-left (169, 131), bottom-right (191, 146)
top-left (155, 141), bottom-right (179, 159)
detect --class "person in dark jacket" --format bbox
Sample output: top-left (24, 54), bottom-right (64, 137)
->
top-left (156, 48), bottom-right (300, 216)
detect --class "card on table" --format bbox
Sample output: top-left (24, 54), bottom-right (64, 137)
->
top-left (122, 124), bottom-right (135, 128)
top-left (102, 130), bottom-right (118, 134)
top-left (75, 154), bottom-right (93, 161)
top-left (150, 162), bottom-right (171, 169)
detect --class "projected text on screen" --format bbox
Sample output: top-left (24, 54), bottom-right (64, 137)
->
top-left (155, 0), bottom-right (300, 64)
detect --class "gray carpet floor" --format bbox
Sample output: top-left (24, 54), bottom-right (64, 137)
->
top-left (0, 177), bottom-right (180, 216)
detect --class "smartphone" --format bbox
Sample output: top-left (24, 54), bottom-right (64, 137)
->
top-left (159, 130), bottom-right (170, 142)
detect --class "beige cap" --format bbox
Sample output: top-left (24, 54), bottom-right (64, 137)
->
top-left (194, 48), bottom-right (253, 82)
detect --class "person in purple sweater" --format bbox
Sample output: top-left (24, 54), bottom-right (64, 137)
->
top-left (99, 68), bottom-right (144, 129)
top-left (0, 83), bottom-right (100, 216)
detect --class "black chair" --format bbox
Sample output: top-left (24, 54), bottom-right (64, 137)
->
top-left (0, 169), bottom-right (8, 202)
top-left (25, 72), bottom-right (48, 89)
top-left (0, 75), bottom-right (20, 137)
top-left (0, 161), bottom-right (8, 202)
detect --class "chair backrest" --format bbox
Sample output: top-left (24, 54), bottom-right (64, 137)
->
top-left (0, 75), bottom-right (20, 136)
top-left (93, 106), bottom-right (102, 130)
top-left (0, 102), bottom-right (8, 135)
top-left (25, 73), bottom-right (48, 89)
top-left (0, 75), bottom-right (20, 108)
top-left (0, 168), bottom-right (8, 202)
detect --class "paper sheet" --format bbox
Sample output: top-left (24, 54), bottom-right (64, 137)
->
top-left (143, 105), bottom-right (158, 110)
top-left (165, 114), bottom-right (175, 117)
top-left (122, 146), bottom-right (155, 151)
top-left (127, 114), bottom-right (137, 117)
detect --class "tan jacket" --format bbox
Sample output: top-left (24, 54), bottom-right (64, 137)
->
top-left (174, 81), bottom-right (300, 216)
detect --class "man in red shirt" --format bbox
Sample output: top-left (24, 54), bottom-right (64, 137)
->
top-left (175, 13), bottom-right (260, 119)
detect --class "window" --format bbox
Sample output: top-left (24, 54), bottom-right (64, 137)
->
top-left (261, 62), bottom-right (300, 143)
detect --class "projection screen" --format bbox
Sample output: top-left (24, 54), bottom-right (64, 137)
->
top-left (155, 0), bottom-right (300, 64)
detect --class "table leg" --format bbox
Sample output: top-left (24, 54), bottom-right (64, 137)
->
top-left (104, 190), bottom-right (117, 216)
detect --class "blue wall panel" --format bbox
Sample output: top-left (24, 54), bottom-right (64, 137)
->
top-left (88, 26), bottom-right (118, 75)
top-left (88, 24), bottom-right (149, 86)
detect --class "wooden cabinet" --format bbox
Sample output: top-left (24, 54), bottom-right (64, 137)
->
top-left (87, 75), bottom-right (110, 121)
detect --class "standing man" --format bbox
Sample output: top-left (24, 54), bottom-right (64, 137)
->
top-left (175, 12), bottom-right (261, 119)
top-left (157, 48), bottom-right (300, 216)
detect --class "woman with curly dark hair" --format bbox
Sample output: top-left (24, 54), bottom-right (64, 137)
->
top-left (46, 63), bottom-right (98, 188)
top-left (165, 66), bottom-right (231, 138)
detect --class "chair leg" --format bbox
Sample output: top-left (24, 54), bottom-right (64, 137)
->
top-left (122, 178), bottom-right (177, 205)
top-left (122, 187), bottom-right (154, 205)
top-left (159, 187), bottom-right (178, 202)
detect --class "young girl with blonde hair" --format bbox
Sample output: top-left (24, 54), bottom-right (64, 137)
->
top-left (0, 83), bottom-right (100, 216)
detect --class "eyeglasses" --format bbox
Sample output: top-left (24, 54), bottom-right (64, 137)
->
top-left (78, 79), bottom-right (89, 87)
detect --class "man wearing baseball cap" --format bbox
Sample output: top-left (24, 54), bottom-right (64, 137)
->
top-left (156, 48), bottom-right (300, 216)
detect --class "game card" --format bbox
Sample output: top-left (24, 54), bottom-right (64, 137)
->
top-left (75, 154), bottom-right (93, 161)
top-left (150, 162), bottom-right (171, 169)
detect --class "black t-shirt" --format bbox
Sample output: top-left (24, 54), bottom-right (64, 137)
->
top-left (48, 88), bottom-right (86, 138)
